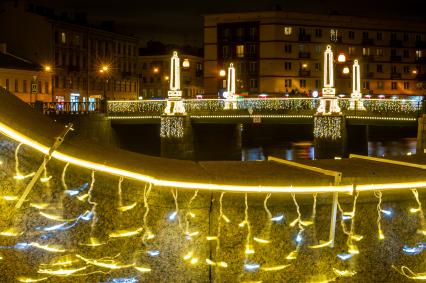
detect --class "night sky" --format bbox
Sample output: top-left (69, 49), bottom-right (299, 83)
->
top-left (33, 0), bottom-right (425, 46)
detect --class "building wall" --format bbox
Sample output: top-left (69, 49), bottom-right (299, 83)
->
top-left (0, 68), bottom-right (51, 103)
top-left (0, 1), bottom-right (139, 102)
top-left (204, 11), bottom-right (426, 97)
top-left (138, 54), bottom-right (204, 99)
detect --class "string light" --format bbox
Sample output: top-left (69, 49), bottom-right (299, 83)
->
top-left (333, 268), bottom-right (356, 277)
top-left (16, 276), bottom-right (49, 282)
top-left (287, 193), bottom-right (305, 260)
top-left (241, 194), bottom-right (254, 255)
top-left (170, 189), bottom-right (181, 228)
top-left (374, 191), bottom-right (387, 240)
top-left (410, 189), bottom-right (423, 214)
top-left (141, 182), bottom-right (154, 244)
top-left (392, 265), bottom-right (426, 280)
top-left (313, 116), bottom-right (343, 140)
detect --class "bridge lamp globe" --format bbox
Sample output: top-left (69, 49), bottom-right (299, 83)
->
top-left (44, 66), bottom-right (52, 72)
top-left (312, 90), bottom-right (319, 98)
top-left (337, 53), bottom-right (346, 63)
top-left (219, 70), bottom-right (226, 77)
top-left (342, 66), bottom-right (350, 74)
top-left (182, 59), bottom-right (190, 68)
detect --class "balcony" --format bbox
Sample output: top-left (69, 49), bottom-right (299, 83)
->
top-left (298, 52), bottom-right (311, 59)
top-left (391, 72), bottom-right (402, 79)
top-left (298, 70), bottom-right (311, 77)
top-left (298, 34), bottom-right (311, 42)
top-left (362, 38), bottom-right (374, 45)
top-left (365, 72), bottom-right (375, 79)
top-left (390, 55), bottom-right (402, 62)
top-left (390, 39), bottom-right (403, 47)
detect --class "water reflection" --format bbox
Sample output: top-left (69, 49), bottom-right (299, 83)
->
top-left (242, 138), bottom-right (417, 161)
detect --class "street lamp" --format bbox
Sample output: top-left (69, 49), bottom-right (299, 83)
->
top-left (44, 65), bottom-right (54, 102)
top-left (342, 66), bottom-right (350, 74)
top-left (219, 70), bottom-right (226, 77)
top-left (337, 53), bottom-right (346, 63)
top-left (182, 59), bottom-right (190, 68)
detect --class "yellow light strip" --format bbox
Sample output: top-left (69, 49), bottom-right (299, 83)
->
top-left (1, 121), bottom-right (426, 194)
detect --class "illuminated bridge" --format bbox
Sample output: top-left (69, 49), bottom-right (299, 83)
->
top-left (1, 90), bottom-right (426, 282)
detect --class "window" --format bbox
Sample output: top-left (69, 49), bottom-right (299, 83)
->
top-left (403, 66), bottom-right (410, 73)
top-left (330, 29), bottom-right (338, 41)
top-left (299, 28), bottom-right (306, 35)
top-left (61, 32), bottom-right (66, 44)
top-left (392, 65), bottom-right (397, 73)
top-left (362, 48), bottom-right (370, 56)
top-left (377, 32), bottom-right (382, 40)
top-left (363, 81), bottom-right (370, 89)
top-left (377, 64), bottom-right (383, 73)
top-left (348, 46), bottom-right (355, 55)
top-left (23, 80), bottom-right (27, 93)
top-left (415, 34), bottom-right (422, 42)
top-left (404, 82), bottom-right (410, 90)
top-left (248, 44), bottom-right (256, 55)
top-left (14, 79), bottom-right (18, 92)
top-left (348, 31), bottom-right (355, 39)
top-left (391, 82), bottom-right (397, 89)
top-left (313, 45), bottom-right (320, 53)
top-left (222, 28), bottom-right (231, 38)
top-left (284, 27), bottom-right (292, 35)
top-left (236, 45), bottom-right (244, 58)
top-left (362, 31), bottom-right (369, 39)
top-left (403, 49), bottom-right (409, 58)
top-left (74, 35), bottom-right (80, 46)
top-left (315, 28), bottom-right (322, 37)
top-left (377, 81), bottom-right (384, 89)
top-left (315, 63), bottom-right (321, 72)
top-left (284, 62), bottom-right (292, 70)
top-left (45, 82), bottom-right (49, 93)
top-left (285, 79), bottom-right (292, 88)
top-left (250, 79), bottom-right (258, 89)
top-left (315, 80), bottom-right (320, 89)
top-left (236, 28), bottom-right (244, 38)
top-left (391, 33), bottom-right (397, 40)
top-left (376, 48), bottom-right (383, 56)
top-left (404, 33), bottom-right (409, 41)
top-left (222, 46), bottom-right (230, 57)
top-left (300, 79), bottom-right (306, 88)
top-left (416, 50), bottom-right (423, 59)
top-left (249, 27), bottom-right (257, 39)
top-left (284, 44), bottom-right (292, 53)
top-left (249, 62), bottom-right (257, 72)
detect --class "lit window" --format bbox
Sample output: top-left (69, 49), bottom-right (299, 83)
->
top-left (391, 82), bottom-right (397, 89)
top-left (348, 46), bottom-right (355, 55)
top-left (416, 50), bottom-right (422, 59)
top-left (236, 45), bottom-right (244, 58)
top-left (284, 27), bottom-right (292, 36)
top-left (330, 29), bottom-right (338, 42)
top-left (362, 48), bottom-right (370, 56)
top-left (61, 32), bottom-right (66, 44)
top-left (404, 82), bottom-right (410, 90)
top-left (376, 48), bottom-right (383, 56)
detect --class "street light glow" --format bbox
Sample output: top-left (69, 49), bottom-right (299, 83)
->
top-left (338, 54), bottom-right (346, 62)
top-left (182, 59), bottom-right (190, 68)
top-left (219, 70), bottom-right (226, 77)
top-left (343, 66), bottom-right (350, 74)
top-left (44, 66), bottom-right (51, 72)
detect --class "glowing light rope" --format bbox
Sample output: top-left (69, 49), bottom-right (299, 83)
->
top-left (142, 183), bottom-right (154, 244)
top-left (287, 193), bottom-right (308, 260)
top-left (374, 191), bottom-right (387, 240)
top-left (337, 191), bottom-right (361, 256)
top-left (393, 265), bottom-right (426, 280)
top-left (2, 120), bottom-right (426, 194)
top-left (61, 163), bottom-right (69, 191)
top-left (254, 193), bottom-right (272, 243)
top-left (410, 189), bottom-right (426, 235)
top-left (185, 190), bottom-right (199, 238)
top-left (240, 194), bottom-right (254, 255)
top-left (170, 189), bottom-right (182, 228)
top-left (13, 143), bottom-right (35, 180)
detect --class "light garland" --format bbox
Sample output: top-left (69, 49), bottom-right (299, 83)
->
top-left (313, 116), bottom-right (343, 140)
top-left (160, 116), bottom-right (185, 139)
top-left (374, 191), bottom-right (392, 240)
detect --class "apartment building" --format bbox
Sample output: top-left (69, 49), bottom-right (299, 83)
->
top-left (204, 11), bottom-right (426, 97)
top-left (139, 45), bottom-right (204, 99)
top-left (0, 1), bottom-right (139, 103)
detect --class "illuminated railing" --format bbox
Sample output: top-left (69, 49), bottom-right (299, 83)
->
top-left (107, 98), bottom-right (423, 117)
top-left (30, 102), bottom-right (103, 114)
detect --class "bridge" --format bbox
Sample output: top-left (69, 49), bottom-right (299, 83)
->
top-left (1, 87), bottom-right (426, 282)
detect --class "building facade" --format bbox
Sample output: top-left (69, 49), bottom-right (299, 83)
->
top-left (204, 11), bottom-right (426, 97)
top-left (139, 53), bottom-right (204, 99)
top-left (0, 44), bottom-right (51, 103)
top-left (0, 1), bottom-right (139, 103)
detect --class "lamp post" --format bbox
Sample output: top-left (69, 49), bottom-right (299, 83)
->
top-left (44, 65), bottom-right (54, 102)
top-left (99, 65), bottom-right (110, 111)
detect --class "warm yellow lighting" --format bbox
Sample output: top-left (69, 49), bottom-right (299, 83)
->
top-left (30, 203), bottom-right (50, 210)
top-left (219, 70), bottom-right (226, 77)
top-left (333, 268), bottom-right (356, 277)
top-left (182, 59), bottom-right (190, 68)
top-left (39, 211), bottom-right (75, 222)
top-left (109, 228), bottom-right (143, 238)
top-left (44, 66), bottom-right (51, 72)
top-left (286, 250), bottom-right (298, 260)
top-left (190, 258), bottom-right (199, 264)
top-left (348, 244), bottom-right (359, 254)
top-left (102, 66), bottom-right (108, 71)
top-left (245, 244), bottom-right (255, 254)
top-left (342, 66), bottom-right (350, 74)
top-left (17, 276), bottom-right (49, 282)
top-left (165, 76), bottom-right (169, 80)
top-left (261, 265), bottom-right (291, 271)
top-left (412, 70), bottom-right (417, 74)
top-left (79, 237), bottom-right (106, 247)
top-left (183, 251), bottom-right (193, 260)
top-left (0, 228), bottom-right (23, 237)
top-left (337, 54), bottom-right (346, 62)
top-left (76, 254), bottom-right (133, 270)
top-left (206, 236), bottom-right (218, 241)
top-left (351, 235), bottom-right (364, 242)
top-left (392, 265), bottom-right (426, 280)
top-left (38, 266), bottom-right (87, 276)
top-left (302, 63), bottom-right (308, 68)
top-left (117, 202), bottom-right (137, 212)
top-left (222, 214), bottom-right (231, 222)
top-left (2, 195), bottom-right (18, 201)
top-left (30, 242), bottom-right (66, 253)
top-left (253, 237), bottom-right (270, 244)
top-left (379, 230), bottom-right (385, 240)
top-left (135, 266), bottom-right (151, 273)
top-left (153, 67), bottom-right (159, 73)
top-left (40, 176), bottom-right (52, 183)
top-left (309, 240), bottom-right (333, 249)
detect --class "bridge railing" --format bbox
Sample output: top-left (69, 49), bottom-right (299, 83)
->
top-left (30, 101), bottom-right (103, 114)
top-left (107, 98), bottom-right (423, 117)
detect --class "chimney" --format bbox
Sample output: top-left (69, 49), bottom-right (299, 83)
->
top-left (0, 43), bottom-right (6, 53)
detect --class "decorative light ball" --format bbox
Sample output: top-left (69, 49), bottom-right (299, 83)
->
top-left (153, 67), bottom-right (159, 73)
top-left (219, 70), bottom-right (226, 77)
top-left (312, 90), bottom-right (319, 98)
top-left (342, 66), bottom-right (350, 74)
top-left (182, 59), bottom-right (190, 68)
top-left (337, 54), bottom-right (346, 63)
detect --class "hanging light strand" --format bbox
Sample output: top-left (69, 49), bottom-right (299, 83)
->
top-left (61, 163), bottom-right (69, 191)
top-left (87, 171), bottom-right (97, 231)
top-left (374, 191), bottom-right (385, 240)
top-left (117, 177), bottom-right (124, 208)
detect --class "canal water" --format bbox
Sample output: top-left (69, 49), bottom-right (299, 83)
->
top-left (242, 138), bottom-right (417, 161)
